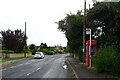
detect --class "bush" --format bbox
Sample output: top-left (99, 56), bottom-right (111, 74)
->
top-left (39, 49), bottom-right (55, 55)
top-left (31, 49), bottom-right (37, 55)
top-left (54, 50), bottom-right (63, 54)
top-left (93, 45), bottom-right (120, 75)
top-left (1, 50), bottom-right (14, 53)
top-left (0, 50), bottom-right (14, 58)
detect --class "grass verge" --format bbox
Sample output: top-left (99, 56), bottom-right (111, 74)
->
top-left (0, 56), bottom-right (33, 63)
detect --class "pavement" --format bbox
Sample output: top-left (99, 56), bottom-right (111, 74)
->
top-left (65, 56), bottom-right (115, 79)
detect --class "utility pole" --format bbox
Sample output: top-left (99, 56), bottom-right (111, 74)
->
top-left (25, 22), bottom-right (27, 45)
top-left (89, 4), bottom-right (90, 10)
top-left (83, 0), bottom-right (86, 63)
top-left (24, 22), bottom-right (27, 57)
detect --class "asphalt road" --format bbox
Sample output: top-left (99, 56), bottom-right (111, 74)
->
top-left (2, 54), bottom-right (73, 79)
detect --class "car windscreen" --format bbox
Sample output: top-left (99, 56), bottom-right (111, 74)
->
top-left (35, 53), bottom-right (40, 54)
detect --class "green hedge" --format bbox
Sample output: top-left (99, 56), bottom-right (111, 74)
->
top-left (93, 45), bottom-right (120, 75)
top-left (54, 50), bottom-right (63, 54)
top-left (39, 49), bottom-right (55, 55)
top-left (0, 50), bottom-right (14, 53)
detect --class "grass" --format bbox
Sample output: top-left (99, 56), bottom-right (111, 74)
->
top-left (0, 59), bottom-right (9, 63)
top-left (87, 67), bottom-right (96, 72)
top-left (0, 56), bottom-right (33, 63)
top-left (9, 56), bottom-right (33, 60)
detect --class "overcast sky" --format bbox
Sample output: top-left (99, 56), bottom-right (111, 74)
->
top-left (0, 0), bottom-right (94, 47)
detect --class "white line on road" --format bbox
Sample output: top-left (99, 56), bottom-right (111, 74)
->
top-left (27, 73), bottom-right (31, 76)
top-left (62, 65), bottom-right (67, 69)
top-left (36, 68), bottom-right (41, 71)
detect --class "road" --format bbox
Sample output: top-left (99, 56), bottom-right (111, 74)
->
top-left (2, 54), bottom-right (73, 79)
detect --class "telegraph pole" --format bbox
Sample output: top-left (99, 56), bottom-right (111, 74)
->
top-left (83, 0), bottom-right (86, 63)
top-left (89, 4), bottom-right (90, 10)
top-left (25, 22), bottom-right (27, 45)
top-left (24, 22), bottom-right (27, 57)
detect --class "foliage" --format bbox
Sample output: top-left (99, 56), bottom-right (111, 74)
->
top-left (93, 45), bottom-right (120, 75)
top-left (40, 43), bottom-right (48, 49)
top-left (29, 44), bottom-right (37, 54)
top-left (23, 45), bottom-right (30, 53)
top-left (87, 2), bottom-right (120, 49)
top-left (39, 43), bottom-right (56, 55)
top-left (57, 12), bottom-right (84, 58)
top-left (0, 59), bottom-right (9, 63)
top-left (0, 56), bottom-right (33, 62)
top-left (54, 50), bottom-right (63, 54)
top-left (0, 29), bottom-right (27, 53)
top-left (29, 44), bottom-right (36, 50)
top-left (9, 56), bottom-right (33, 60)
top-left (39, 49), bottom-right (55, 55)
top-left (0, 50), bottom-right (14, 53)
top-left (88, 2), bottom-right (120, 76)
top-left (0, 50), bottom-right (14, 58)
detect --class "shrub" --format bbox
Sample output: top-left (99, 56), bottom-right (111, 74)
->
top-left (1, 50), bottom-right (14, 53)
top-left (31, 49), bottom-right (37, 55)
top-left (40, 49), bottom-right (55, 55)
top-left (0, 50), bottom-right (14, 58)
top-left (54, 50), bottom-right (63, 54)
top-left (93, 45), bottom-right (120, 75)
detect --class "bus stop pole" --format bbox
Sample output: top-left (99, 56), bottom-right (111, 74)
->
top-left (89, 29), bottom-right (92, 67)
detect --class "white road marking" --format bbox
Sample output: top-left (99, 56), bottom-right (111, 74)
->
top-left (62, 65), bottom-right (67, 69)
top-left (27, 73), bottom-right (31, 76)
top-left (36, 68), bottom-right (41, 71)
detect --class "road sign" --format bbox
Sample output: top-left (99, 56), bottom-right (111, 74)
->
top-left (86, 28), bottom-right (91, 34)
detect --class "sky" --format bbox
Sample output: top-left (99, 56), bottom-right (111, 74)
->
top-left (0, 0), bottom-right (94, 47)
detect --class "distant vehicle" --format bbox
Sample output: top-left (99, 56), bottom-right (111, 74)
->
top-left (34, 52), bottom-right (45, 59)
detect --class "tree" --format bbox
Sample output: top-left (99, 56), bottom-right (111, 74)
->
top-left (40, 43), bottom-right (48, 49)
top-left (88, 2), bottom-right (120, 75)
top-left (0, 29), bottom-right (27, 52)
top-left (57, 12), bottom-right (84, 60)
top-left (87, 2), bottom-right (120, 49)
top-left (29, 44), bottom-right (37, 55)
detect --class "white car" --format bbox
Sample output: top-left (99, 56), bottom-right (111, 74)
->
top-left (34, 52), bottom-right (45, 59)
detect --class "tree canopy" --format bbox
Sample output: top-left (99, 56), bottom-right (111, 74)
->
top-left (88, 2), bottom-right (120, 50)
top-left (0, 29), bottom-right (27, 52)
top-left (57, 12), bottom-right (84, 59)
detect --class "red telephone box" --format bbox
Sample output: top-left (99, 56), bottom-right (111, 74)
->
top-left (86, 40), bottom-right (97, 66)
